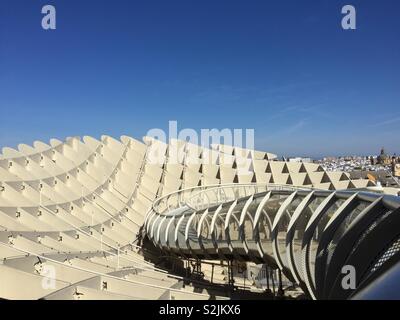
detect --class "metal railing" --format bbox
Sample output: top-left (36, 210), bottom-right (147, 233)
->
top-left (185, 183), bottom-right (305, 211)
top-left (150, 183), bottom-right (309, 216)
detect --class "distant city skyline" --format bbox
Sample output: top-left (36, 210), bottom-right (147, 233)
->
top-left (0, 0), bottom-right (399, 158)
top-left (283, 146), bottom-right (400, 160)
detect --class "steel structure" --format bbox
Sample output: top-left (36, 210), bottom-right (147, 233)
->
top-left (145, 183), bottom-right (400, 299)
top-left (0, 134), bottom-right (397, 300)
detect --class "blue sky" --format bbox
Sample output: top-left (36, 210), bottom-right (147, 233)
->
top-left (0, 0), bottom-right (399, 158)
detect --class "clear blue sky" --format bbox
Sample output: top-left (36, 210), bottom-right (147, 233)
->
top-left (0, 0), bottom-right (399, 158)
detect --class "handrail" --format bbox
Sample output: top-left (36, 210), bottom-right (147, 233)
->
top-left (150, 183), bottom-right (310, 216)
top-left (185, 184), bottom-right (288, 211)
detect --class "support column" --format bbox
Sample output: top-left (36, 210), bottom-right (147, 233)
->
top-left (278, 269), bottom-right (284, 297)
